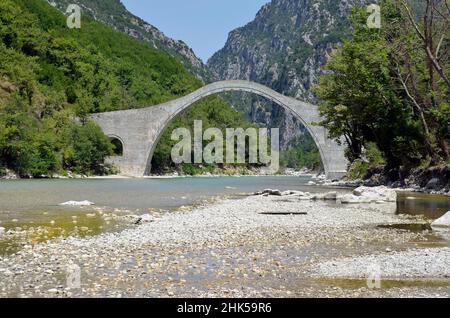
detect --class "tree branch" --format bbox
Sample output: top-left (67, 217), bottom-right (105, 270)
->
top-left (395, 63), bottom-right (431, 136)
top-left (399, 0), bottom-right (450, 89)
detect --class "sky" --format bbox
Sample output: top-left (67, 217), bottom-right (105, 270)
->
top-left (121, 0), bottom-right (271, 63)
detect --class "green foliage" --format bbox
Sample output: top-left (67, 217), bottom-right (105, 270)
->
top-left (0, 0), bottom-right (252, 176)
top-left (0, 94), bottom-right (112, 176)
top-left (12, 0), bottom-right (201, 112)
top-left (346, 159), bottom-right (369, 180)
top-left (364, 142), bottom-right (386, 167)
top-left (280, 134), bottom-right (322, 171)
top-left (152, 96), bottom-right (260, 174)
top-left (0, 0), bottom-right (127, 175)
top-left (64, 122), bottom-right (114, 175)
top-left (314, 0), bottom-right (449, 171)
top-left (50, 0), bottom-right (212, 81)
top-left (180, 164), bottom-right (217, 176)
top-left (346, 142), bottom-right (386, 180)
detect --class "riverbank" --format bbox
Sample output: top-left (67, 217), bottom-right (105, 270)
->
top-left (0, 191), bottom-right (448, 298)
top-left (0, 167), bottom-right (317, 180)
top-left (325, 166), bottom-right (450, 196)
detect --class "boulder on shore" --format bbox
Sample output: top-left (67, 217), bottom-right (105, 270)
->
top-left (1, 169), bottom-right (18, 180)
top-left (322, 191), bottom-right (338, 200)
top-left (431, 211), bottom-right (450, 228)
top-left (254, 189), bottom-right (308, 197)
top-left (0, 227), bottom-right (5, 237)
top-left (254, 186), bottom-right (397, 204)
top-left (255, 189), bottom-right (282, 196)
top-left (134, 214), bottom-right (155, 225)
top-left (339, 194), bottom-right (372, 204)
top-left (311, 192), bottom-right (338, 201)
top-left (425, 178), bottom-right (441, 190)
top-left (340, 186), bottom-right (397, 204)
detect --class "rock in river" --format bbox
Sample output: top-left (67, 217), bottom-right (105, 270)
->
top-left (432, 211), bottom-right (450, 228)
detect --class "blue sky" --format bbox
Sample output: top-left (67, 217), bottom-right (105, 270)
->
top-left (121, 0), bottom-right (271, 63)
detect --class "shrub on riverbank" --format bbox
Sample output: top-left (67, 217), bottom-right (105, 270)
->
top-left (346, 143), bottom-right (386, 180)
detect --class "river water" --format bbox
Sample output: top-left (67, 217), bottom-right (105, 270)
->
top-left (0, 176), bottom-right (449, 255)
top-left (0, 176), bottom-right (337, 254)
top-left (0, 176), bottom-right (329, 212)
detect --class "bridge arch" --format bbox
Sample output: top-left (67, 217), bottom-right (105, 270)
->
top-left (109, 135), bottom-right (124, 156)
top-left (91, 80), bottom-right (348, 179)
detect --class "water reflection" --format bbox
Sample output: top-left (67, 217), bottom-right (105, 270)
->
top-left (396, 192), bottom-right (450, 219)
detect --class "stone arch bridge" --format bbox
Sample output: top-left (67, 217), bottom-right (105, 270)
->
top-left (91, 80), bottom-right (348, 179)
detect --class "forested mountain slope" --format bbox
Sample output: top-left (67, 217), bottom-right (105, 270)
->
top-left (48, 0), bottom-right (212, 82)
top-left (0, 0), bottom-right (251, 177)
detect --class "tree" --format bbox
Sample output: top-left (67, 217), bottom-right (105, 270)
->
top-left (2, 0), bottom-right (244, 177)
top-left (65, 121), bottom-right (113, 175)
top-left (315, 0), bottom-right (449, 171)
top-left (390, 0), bottom-right (450, 163)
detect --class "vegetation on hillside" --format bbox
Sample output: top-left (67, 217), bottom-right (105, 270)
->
top-left (152, 96), bottom-right (261, 175)
top-left (207, 0), bottom-right (368, 172)
top-left (0, 0), bottom-right (258, 177)
top-left (315, 0), bottom-right (449, 178)
top-left (280, 134), bottom-right (322, 171)
top-left (49, 0), bottom-right (212, 82)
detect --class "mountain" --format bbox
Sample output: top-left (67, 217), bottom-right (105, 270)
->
top-left (207, 0), bottom-right (371, 153)
top-left (47, 0), bottom-right (211, 82)
top-left (0, 0), bottom-right (201, 176)
top-left (0, 0), bottom-right (250, 177)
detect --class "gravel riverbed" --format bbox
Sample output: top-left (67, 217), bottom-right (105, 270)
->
top-left (0, 194), bottom-right (448, 298)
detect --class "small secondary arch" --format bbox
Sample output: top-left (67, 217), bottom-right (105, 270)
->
top-left (109, 135), bottom-right (124, 156)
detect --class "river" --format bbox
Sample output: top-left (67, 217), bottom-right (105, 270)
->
top-left (0, 176), bottom-right (333, 211)
top-left (0, 176), bottom-right (449, 256)
top-left (1, 176), bottom-right (450, 297)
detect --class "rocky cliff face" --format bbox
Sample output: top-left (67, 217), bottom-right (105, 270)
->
top-left (208, 0), bottom-right (371, 149)
top-left (48, 0), bottom-right (211, 82)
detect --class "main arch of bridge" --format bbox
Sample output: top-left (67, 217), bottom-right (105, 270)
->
top-left (91, 80), bottom-right (348, 179)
